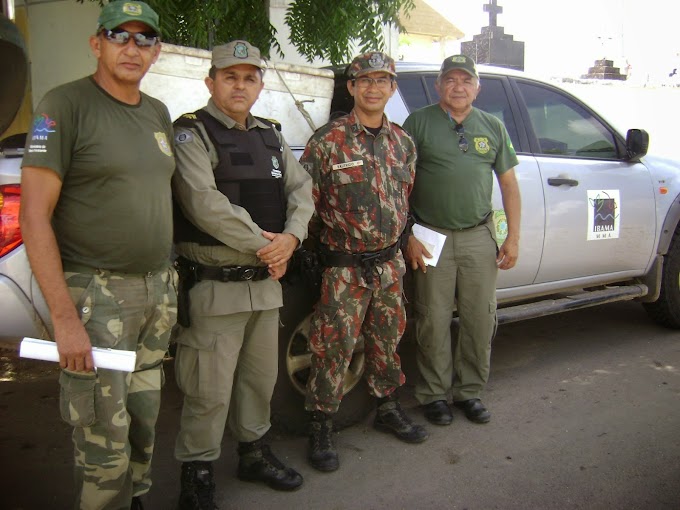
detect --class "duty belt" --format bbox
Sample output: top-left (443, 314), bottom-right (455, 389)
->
top-left (175, 256), bottom-right (270, 282)
top-left (319, 242), bottom-right (400, 281)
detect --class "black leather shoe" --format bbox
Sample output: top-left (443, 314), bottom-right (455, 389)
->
top-left (374, 397), bottom-right (429, 443)
top-left (423, 400), bottom-right (453, 426)
top-left (237, 441), bottom-right (303, 491)
top-left (453, 398), bottom-right (491, 424)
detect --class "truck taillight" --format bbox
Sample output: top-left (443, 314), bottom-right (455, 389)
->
top-left (0, 184), bottom-right (22, 258)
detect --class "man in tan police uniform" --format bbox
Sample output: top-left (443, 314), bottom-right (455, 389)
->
top-left (171, 40), bottom-right (314, 509)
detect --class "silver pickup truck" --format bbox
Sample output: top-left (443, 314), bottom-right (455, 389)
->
top-left (2, 27), bottom-right (679, 431)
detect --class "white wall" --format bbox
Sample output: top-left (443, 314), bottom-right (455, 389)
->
top-left (24, 0), bottom-right (99, 105)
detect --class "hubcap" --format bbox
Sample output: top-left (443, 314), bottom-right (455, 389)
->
top-left (286, 313), bottom-right (365, 396)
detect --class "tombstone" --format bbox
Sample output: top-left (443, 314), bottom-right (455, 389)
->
top-left (461, 0), bottom-right (524, 71)
top-left (581, 59), bottom-right (627, 80)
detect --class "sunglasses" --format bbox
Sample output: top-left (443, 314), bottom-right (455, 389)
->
top-left (99, 28), bottom-right (160, 48)
top-left (453, 122), bottom-right (468, 152)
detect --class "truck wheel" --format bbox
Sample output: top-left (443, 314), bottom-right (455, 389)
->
top-left (270, 281), bottom-right (374, 435)
top-left (644, 232), bottom-right (680, 328)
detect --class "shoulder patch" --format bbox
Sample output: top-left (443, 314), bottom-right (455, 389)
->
top-left (175, 130), bottom-right (194, 144)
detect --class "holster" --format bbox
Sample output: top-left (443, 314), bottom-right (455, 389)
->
top-left (174, 258), bottom-right (197, 328)
top-left (284, 247), bottom-right (323, 289)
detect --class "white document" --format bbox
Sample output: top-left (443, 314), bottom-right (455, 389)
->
top-left (412, 223), bottom-right (447, 267)
top-left (20, 338), bottom-right (137, 372)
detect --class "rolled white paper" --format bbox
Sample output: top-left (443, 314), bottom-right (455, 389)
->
top-left (20, 337), bottom-right (137, 372)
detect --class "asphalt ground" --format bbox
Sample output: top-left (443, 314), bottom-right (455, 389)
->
top-left (1, 300), bottom-right (679, 510)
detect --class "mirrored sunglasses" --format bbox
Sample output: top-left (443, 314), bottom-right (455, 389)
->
top-left (100, 28), bottom-right (159, 48)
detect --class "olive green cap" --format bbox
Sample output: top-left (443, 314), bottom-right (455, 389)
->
top-left (97, 1), bottom-right (161, 35)
top-left (439, 54), bottom-right (478, 79)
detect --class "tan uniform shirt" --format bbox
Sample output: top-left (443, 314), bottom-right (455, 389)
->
top-left (172, 99), bottom-right (314, 314)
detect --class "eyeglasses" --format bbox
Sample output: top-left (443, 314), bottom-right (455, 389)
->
top-left (99, 28), bottom-right (160, 48)
top-left (352, 76), bottom-right (393, 89)
top-left (453, 123), bottom-right (468, 152)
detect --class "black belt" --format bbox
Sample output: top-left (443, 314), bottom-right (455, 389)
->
top-left (175, 256), bottom-right (269, 282)
top-left (451, 211), bottom-right (493, 232)
top-left (318, 242), bottom-right (400, 268)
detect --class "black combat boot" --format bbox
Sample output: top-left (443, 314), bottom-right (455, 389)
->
top-left (177, 461), bottom-right (218, 510)
top-left (130, 496), bottom-right (144, 510)
top-left (308, 410), bottom-right (339, 472)
top-left (237, 439), bottom-right (303, 491)
top-left (374, 393), bottom-right (429, 443)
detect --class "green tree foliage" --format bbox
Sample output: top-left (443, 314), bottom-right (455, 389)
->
top-left (79, 0), bottom-right (414, 64)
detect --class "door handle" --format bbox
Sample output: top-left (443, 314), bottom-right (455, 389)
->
top-left (547, 177), bottom-right (579, 187)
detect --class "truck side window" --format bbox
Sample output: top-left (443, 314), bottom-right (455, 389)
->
top-left (517, 81), bottom-right (618, 159)
top-left (398, 75), bottom-right (429, 112)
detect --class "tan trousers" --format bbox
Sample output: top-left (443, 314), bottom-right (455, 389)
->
top-left (174, 308), bottom-right (279, 461)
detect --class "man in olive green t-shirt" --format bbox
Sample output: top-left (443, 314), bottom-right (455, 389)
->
top-left (403, 55), bottom-right (521, 427)
top-left (19, 3), bottom-right (176, 509)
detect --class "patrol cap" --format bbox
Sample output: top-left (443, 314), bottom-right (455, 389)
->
top-left (347, 51), bottom-right (396, 78)
top-left (439, 54), bottom-right (478, 79)
top-left (211, 40), bottom-right (264, 70)
top-left (97, 1), bottom-right (161, 35)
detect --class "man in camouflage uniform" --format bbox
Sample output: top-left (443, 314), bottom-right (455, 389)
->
top-left (300, 51), bottom-right (428, 473)
top-left (20, 2), bottom-right (176, 509)
top-left (171, 40), bottom-right (313, 508)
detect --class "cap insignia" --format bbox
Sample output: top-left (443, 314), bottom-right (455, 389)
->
top-left (368, 53), bottom-right (385, 68)
top-left (234, 42), bottom-right (248, 58)
top-left (122, 3), bottom-right (142, 16)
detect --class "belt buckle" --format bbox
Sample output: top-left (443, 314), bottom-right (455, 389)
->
top-left (241, 268), bottom-right (256, 281)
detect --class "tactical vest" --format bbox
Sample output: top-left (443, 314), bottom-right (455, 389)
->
top-left (173, 110), bottom-right (287, 246)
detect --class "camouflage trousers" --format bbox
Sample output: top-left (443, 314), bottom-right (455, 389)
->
top-left (305, 263), bottom-right (407, 414)
top-left (60, 267), bottom-right (178, 510)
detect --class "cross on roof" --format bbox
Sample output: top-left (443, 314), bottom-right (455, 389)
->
top-left (483, 0), bottom-right (503, 27)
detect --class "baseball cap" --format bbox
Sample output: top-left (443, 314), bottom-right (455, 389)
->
top-left (347, 51), bottom-right (396, 78)
top-left (97, 1), bottom-right (161, 35)
top-left (439, 54), bottom-right (478, 79)
top-left (211, 40), bottom-right (264, 70)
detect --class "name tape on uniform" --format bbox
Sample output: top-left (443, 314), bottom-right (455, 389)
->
top-left (332, 160), bottom-right (364, 170)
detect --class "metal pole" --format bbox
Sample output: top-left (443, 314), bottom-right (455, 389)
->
top-left (2, 0), bottom-right (15, 20)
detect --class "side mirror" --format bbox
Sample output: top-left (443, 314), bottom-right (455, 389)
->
top-left (625, 128), bottom-right (649, 161)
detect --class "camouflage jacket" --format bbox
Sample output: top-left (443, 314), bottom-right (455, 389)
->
top-left (300, 110), bottom-right (416, 255)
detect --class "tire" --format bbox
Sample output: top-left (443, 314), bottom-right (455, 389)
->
top-left (270, 280), bottom-right (374, 435)
top-left (644, 232), bottom-right (680, 328)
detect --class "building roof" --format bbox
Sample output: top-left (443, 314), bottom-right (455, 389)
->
top-left (400, 0), bottom-right (464, 40)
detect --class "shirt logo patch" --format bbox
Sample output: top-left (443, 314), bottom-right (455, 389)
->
top-left (272, 156), bottom-right (280, 170)
top-left (474, 137), bottom-right (490, 154)
top-left (332, 160), bottom-right (363, 170)
top-left (155, 132), bottom-right (173, 157)
top-left (31, 113), bottom-right (57, 141)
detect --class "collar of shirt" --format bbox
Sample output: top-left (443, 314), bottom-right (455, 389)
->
top-left (205, 99), bottom-right (271, 131)
top-left (347, 109), bottom-right (394, 141)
